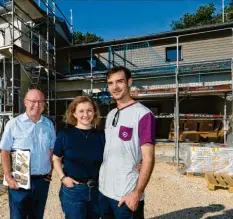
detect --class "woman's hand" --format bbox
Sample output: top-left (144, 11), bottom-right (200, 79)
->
top-left (136, 163), bottom-right (142, 172)
top-left (62, 176), bottom-right (79, 188)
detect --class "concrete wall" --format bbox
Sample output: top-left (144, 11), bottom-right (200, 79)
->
top-left (0, 12), bottom-right (52, 63)
top-left (0, 15), bottom-right (22, 50)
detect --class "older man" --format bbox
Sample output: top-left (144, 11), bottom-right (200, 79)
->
top-left (0, 89), bottom-right (56, 219)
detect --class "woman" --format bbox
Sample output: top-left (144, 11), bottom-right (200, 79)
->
top-left (53, 96), bottom-right (105, 219)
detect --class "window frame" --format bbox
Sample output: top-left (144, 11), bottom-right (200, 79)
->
top-left (165, 46), bottom-right (182, 62)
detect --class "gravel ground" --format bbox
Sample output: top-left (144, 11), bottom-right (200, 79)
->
top-left (0, 162), bottom-right (233, 219)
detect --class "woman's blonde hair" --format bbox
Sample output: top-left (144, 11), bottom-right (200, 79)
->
top-left (64, 96), bottom-right (100, 126)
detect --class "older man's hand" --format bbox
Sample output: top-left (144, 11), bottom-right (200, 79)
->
top-left (6, 176), bottom-right (19, 190)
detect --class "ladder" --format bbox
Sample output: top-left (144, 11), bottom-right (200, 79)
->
top-left (30, 66), bottom-right (42, 88)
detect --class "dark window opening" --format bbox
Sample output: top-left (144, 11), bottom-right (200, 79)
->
top-left (71, 57), bottom-right (108, 74)
top-left (166, 46), bottom-right (182, 62)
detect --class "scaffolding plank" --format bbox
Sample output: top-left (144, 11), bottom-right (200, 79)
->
top-left (0, 45), bottom-right (54, 70)
top-left (15, 0), bottom-right (44, 20)
top-left (0, 45), bottom-right (12, 57)
top-left (13, 45), bottom-right (46, 66)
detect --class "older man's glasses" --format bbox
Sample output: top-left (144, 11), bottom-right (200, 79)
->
top-left (26, 99), bottom-right (45, 105)
top-left (112, 110), bottom-right (120, 127)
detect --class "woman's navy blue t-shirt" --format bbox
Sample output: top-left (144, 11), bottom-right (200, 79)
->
top-left (53, 127), bottom-right (105, 181)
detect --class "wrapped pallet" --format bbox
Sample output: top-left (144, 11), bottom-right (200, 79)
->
top-left (185, 146), bottom-right (233, 174)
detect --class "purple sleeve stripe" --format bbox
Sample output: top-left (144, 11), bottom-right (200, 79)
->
top-left (138, 112), bottom-right (156, 146)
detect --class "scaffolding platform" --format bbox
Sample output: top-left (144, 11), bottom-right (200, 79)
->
top-left (0, 45), bottom-right (53, 70)
top-left (3, 0), bottom-right (44, 20)
top-left (131, 84), bottom-right (232, 97)
top-left (0, 45), bottom-right (12, 57)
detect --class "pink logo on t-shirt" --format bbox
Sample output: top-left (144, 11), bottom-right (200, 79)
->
top-left (119, 126), bottom-right (133, 141)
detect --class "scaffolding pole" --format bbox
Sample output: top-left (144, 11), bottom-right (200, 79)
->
top-left (11, 0), bottom-right (14, 117)
top-left (224, 93), bottom-right (227, 144)
top-left (70, 9), bottom-right (73, 45)
top-left (231, 29), bottom-right (233, 140)
top-left (88, 27), bottom-right (233, 159)
top-left (0, 0), bottom-right (70, 127)
top-left (175, 36), bottom-right (180, 167)
top-left (46, 0), bottom-right (50, 116)
top-left (53, 0), bottom-right (56, 125)
top-left (90, 48), bottom-right (93, 95)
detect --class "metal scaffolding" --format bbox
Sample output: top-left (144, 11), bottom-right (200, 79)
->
top-left (88, 27), bottom-right (233, 167)
top-left (0, 0), bottom-right (71, 129)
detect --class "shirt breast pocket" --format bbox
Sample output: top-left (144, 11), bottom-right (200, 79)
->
top-left (119, 126), bottom-right (133, 141)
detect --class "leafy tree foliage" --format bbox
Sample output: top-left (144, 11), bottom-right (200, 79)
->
top-left (171, 1), bottom-right (233, 30)
top-left (73, 31), bottom-right (104, 44)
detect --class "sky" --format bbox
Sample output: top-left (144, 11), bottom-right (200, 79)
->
top-left (54, 0), bottom-right (226, 41)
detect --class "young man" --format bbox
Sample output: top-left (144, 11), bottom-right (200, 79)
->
top-left (0, 89), bottom-right (56, 219)
top-left (99, 66), bottom-right (156, 218)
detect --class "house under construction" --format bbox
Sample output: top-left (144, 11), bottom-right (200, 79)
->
top-left (1, 0), bottom-right (233, 162)
top-left (55, 22), bottom-right (233, 151)
top-left (0, 0), bottom-right (71, 133)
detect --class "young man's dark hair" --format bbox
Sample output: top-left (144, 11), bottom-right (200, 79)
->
top-left (106, 66), bottom-right (132, 81)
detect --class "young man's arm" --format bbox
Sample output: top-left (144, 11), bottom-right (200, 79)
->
top-left (118, 111), bottom-right (156, 211)
top-left (118, 144), bottom-right (154, 211)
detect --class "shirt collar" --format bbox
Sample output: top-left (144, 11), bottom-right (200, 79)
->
top-left (20, 112), bottom-right (44, 123)
top-left (118, 101), bottom-right (138, 111)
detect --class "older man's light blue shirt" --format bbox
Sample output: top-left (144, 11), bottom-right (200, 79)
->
top-left (0, 113), bottom-right (56, 175)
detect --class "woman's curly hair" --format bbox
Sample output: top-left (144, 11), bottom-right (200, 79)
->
top-left (64, 96), bottom-right (100, 126)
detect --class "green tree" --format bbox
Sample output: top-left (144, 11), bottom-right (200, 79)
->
top-left (224, 0), bottom-right (233, 21)
top-left (73, 31), bottom-right (104, 44)
top-left (171, 1), bottom-right (233, 30)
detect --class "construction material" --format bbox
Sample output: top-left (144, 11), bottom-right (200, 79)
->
top-left (199, 132), bottom-right (218, 142)
top-left (184, 121), bottom-right (198, 131)
top-left (199, 121), bottom-right (214, 132)
top-left (168, 120), bottom-right (223, 143)
top-left (182, 131), bottom-right (200, 142)
top-left (185, 146), bottom-right (233, 174)
top-left (205, 172), bottom-right (233, 193)
top-left (168, 131), bottom-right (183, 141)
top-left (185, 172), bottom-right (204, 177)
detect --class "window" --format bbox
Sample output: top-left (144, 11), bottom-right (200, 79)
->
top-left (166, 46), bottom-right (182, 62)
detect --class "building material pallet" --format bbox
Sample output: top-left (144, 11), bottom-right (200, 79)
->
top-left (185, 172), bottom-right (205, 177)
top-left (205, 172), bottom-right (233, 193)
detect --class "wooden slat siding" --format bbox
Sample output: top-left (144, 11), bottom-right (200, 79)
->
top-left (98, 45), bottom-right (168, 68)
top-left (98, 38), bottom-right (232, 68)
top-left (182, 37), bottom-right (232, 63)
top-left (214, 173), bottom-right (227, 187)
top-left (221, 174), bottom-right (233, 187)
top-left (150, 37), bottom-right (232, 64)
top-left (96, 33), bottom-right (232, 69)
top-left (97, 52), bottom-right (109, 67)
